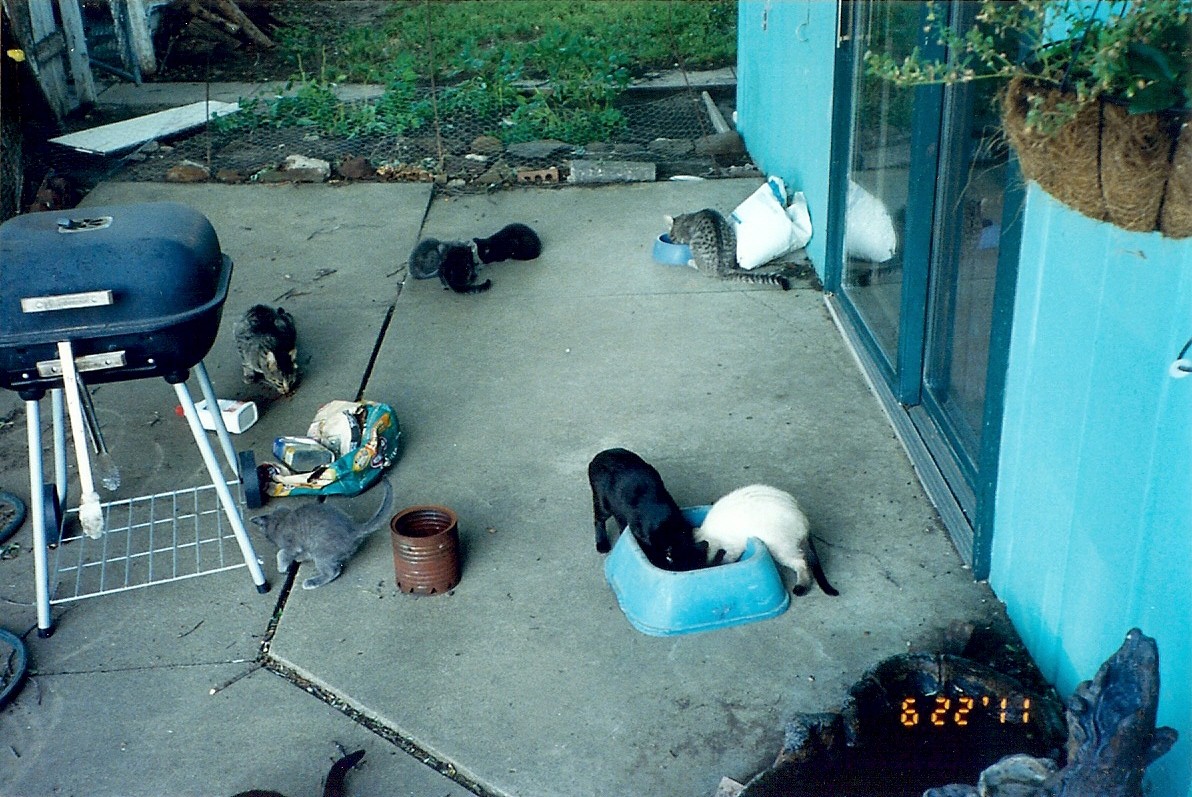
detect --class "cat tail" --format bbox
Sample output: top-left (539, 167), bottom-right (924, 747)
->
top-left (359, 478), bottom-right (396, 539)
top-left (725, 270), bottom-right (791, 291)
top-left (807, 538), bottom-right (839, 596)
top-left (322, 749), bottom-right (365, 797)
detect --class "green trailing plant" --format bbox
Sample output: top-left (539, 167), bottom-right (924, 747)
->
top-left (865, 0), bottom-right (1192, 134)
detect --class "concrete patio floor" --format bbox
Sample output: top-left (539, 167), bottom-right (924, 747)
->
top-left (0, 179), bottom-right (1007, 796)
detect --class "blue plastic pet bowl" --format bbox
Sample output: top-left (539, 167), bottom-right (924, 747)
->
top-left (604, 506), bottom-right (790, 637)
top-left (652, 233), bottom-right (694, 267)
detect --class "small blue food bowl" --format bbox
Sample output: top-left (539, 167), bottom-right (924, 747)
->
top-left (652, 233), bottom-right (694, 267)
top-left (604, 506), bottom-right (790, 637)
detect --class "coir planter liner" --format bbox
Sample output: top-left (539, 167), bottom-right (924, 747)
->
top-left (390, 505), bottom-right (460, 595)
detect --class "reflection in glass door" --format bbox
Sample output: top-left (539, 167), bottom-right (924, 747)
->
top-left (840, 0), bottom-right (922, 375)
top-left (916, 74), bottom-right (1008, 494)
top-left (831, 1), bottom-right (1015, 567)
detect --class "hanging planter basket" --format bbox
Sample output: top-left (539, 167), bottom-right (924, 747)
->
top-left (1002, 76), bottom-right (1192, 238)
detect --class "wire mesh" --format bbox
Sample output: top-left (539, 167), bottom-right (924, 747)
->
top-left (49, 480), bottom-right (255, 604)
top-left (93, 2), bottom-right (753, 190)
top-left (109, 85), bottom-right (750, 188)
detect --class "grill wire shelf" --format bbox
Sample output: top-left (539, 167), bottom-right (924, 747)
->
top-left (51, 481), bottom-right (257, 604)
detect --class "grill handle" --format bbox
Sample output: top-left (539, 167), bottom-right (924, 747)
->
top-left (20, 290), bottom-right (114, 314)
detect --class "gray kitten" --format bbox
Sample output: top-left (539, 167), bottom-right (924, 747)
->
top-left (251, 479), bottom-right (394, 589)
top-left (666, 209), bottom-right (790, 290)
top-left (233, 304), bottom-right (300, 395)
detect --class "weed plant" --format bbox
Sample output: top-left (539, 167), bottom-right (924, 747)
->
top-left (216, 1), bottom-right (736, 144)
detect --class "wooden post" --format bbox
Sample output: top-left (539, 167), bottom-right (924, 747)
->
top-left (55, 0), bottom-right (97, 105)
top-left (123, 0), bottom-right (157, 76)
top-left (7, 0), bottom-right (72, 120)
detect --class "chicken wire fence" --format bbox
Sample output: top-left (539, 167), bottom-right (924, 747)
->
top-left (112, 83), bottom-right (748, 190)
top-left (103, 4), bottom-right (751, 190)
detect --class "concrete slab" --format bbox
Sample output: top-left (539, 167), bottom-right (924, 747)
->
top-left (0, 181), bottom-right (432, 629)
top-left (1, 661), bottom-right (464, 797)
top-left (268, 180), bottom-right (1003, 796)
top-left (0, 179), bottom-right (1008, 797)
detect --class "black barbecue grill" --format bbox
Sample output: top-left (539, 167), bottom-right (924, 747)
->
top-left (0, 202), bottom-right (269, 636)
top-left (0, 202), bottom-right (230, 393)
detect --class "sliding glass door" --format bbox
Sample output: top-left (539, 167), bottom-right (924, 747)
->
top-left (829, 1), bottom-right (1018, 573)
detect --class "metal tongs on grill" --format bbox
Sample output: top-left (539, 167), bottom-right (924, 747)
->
top-left (56, 341), bottom-right (106, 539)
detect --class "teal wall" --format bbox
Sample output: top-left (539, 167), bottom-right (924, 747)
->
top-left (737, 4), bottom-right (1192, 793)
top-left (736, 0), bottom-right (837, 277)
top-left (991, 185), bottom-right (1192, 797)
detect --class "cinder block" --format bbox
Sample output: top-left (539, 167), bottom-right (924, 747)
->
top-left (568, 160), bottom-right (656, 184)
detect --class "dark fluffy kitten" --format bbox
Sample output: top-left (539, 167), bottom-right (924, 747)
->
top-left (438, 242), bottom-right (492, 294)
top-left (233, 305), bottom-right (300, 395)
top-left (587, 447), bottom-right (712, 572)
top-left (473, 223), bottom-right (542, 263)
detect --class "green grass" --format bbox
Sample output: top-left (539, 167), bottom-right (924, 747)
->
top-left (229, 0), bottom-right (736, 144)
top-left (276, 1), bottom-right (736, 84)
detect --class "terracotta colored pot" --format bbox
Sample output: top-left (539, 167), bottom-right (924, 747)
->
top-left (390, 505), bottom-right (460, 595)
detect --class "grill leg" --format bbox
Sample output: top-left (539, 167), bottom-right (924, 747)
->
top-left (51, 389), bottom-right (67, 510)
top-left (172, 381), bottom-right (269, 593)
top-left (193, 361), bottom-right (239, 476)
top-left (26, 399), bottom-right (53, 637)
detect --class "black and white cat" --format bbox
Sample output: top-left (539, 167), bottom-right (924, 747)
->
top-left (695, 484), bottom-right (839, 596)
top-left (666, 209), bottom-right (790, 290)
top-left (587, 447), bottom-right (712, 572)
top-left (251, 480), bottom-right (394, 589)
top-left (438, 242), bottom-right (492, 294)
top-left (234, 305), bottom-right (300, 395)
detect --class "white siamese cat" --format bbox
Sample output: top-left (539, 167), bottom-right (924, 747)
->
top-left (694, 484), bottom-right (839, 596)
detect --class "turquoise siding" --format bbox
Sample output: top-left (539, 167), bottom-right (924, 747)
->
top-left (991, 185), bottom-right (1192, 797)
top-left (736, 0), bottom-right (837, 276)
top-left (738, 5), bottom-right (1192, 793)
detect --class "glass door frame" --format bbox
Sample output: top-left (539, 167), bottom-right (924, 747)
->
top-left (824, 0), bottom-right (1024, 579)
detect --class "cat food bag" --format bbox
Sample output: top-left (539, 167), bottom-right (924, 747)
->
top-left (731, 176), bottom-right (813, 270)
top-left (264, 400), bottom-right (400, 498)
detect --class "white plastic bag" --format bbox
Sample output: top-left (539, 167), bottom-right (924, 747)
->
top-left (845, 180), bottom-right (898, 263)
top-left (731, 177), bottom-right (813, 270)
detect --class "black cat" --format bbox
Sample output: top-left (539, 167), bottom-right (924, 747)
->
top-left (438, 242), bottom-right (492, 294)
top-left (230, 749), bottom-right (365, 797)
top-left (473, 222), bottom-right (542, 263)
top-left (587, 447), bottom-right (712, 571)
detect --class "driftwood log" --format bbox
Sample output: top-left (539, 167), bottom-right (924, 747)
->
top-left (1037, 628), bottom-right (1178, 797)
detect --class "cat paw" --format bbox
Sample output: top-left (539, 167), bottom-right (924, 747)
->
top-left (596, 540), bottom-right (611, 554)
top-left (302, 570), bottom-right (341, 589)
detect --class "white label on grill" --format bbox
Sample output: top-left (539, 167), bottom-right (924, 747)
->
top-left (20, 290), bottom-right (114, 313)
top-left (36, 351), bottom-right (127, 377)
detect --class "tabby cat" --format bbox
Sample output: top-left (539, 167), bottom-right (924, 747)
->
top-left (666, 209), bottom-right (790, 290)
top-left (233, 305), bottom-right (300, 395)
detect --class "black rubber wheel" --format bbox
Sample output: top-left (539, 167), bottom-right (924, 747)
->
top-left (42, 484), bottom-right (62, 547)
top-left (0, 628), bottom-right (28, 709)
top-left (239, 450), bottom-right (265, 509)
top-left (0, 492), bottom-right (26, 545)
